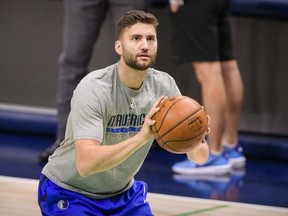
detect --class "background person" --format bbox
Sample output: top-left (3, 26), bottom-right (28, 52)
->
top-left (169, 0), bottom-right (245, 175)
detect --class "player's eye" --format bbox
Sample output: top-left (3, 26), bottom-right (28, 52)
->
top-left (147, 37), bottom-right (155, 42)
top-left (132, 36), bottom-right (140, 41)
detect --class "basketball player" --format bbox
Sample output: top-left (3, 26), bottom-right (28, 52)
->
top-left (38, 10), bottom-right (210, 215)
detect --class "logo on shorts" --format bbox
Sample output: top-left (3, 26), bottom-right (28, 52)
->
top-left (58, 199), bottom-right (69, 210)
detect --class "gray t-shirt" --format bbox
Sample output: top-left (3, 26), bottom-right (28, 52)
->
top-left (42, 63), bottom-right (181, 199)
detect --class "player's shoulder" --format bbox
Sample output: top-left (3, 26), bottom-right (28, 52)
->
top-left (148, 68), bottom-right (174, 80)
top-left (75, 64), bottom-right (116, 96)
top-left (147, 68), bottom-right (180, 95)
top-left (78, 64), bottom-right (117, 90)
top-left (85, 64), bottom-right (116, 81)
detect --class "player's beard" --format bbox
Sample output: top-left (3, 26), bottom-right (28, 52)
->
top-left (122, 47), bottom-right (156, 71)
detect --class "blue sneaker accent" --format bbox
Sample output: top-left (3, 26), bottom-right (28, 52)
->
top-left (172, 154), bottom-right (231, 175)
top-left (173, 174), bottom-right (230, 199)
top-left (223, 144), bottom-right (246, 168)
top-left (230, 168), bottom-right (245, 188)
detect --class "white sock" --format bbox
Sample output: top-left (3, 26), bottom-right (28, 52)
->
top-left (210, 151), bottom-right (222, 156)
top-left (222, 141), bottom-right (237, 149)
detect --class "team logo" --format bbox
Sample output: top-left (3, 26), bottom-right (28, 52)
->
top-left (130, 101), bottom-right (135, 110)
top-left (58, 199), bottom-right (69, 210)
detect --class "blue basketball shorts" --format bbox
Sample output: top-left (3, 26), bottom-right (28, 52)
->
top-left (38, 174), bottom-right (153, 216)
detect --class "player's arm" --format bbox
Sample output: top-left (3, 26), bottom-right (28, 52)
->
top-left (75, 96), bottom-right (167, 177)
top-left (75, 135), bottom-right (147, 177)
top-left (186, 116), bottom-right (211, 164)
top-left (186, 139), bottom-right (209, 164)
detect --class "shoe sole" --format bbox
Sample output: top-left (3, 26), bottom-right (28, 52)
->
top-left (229, 157), bottom-right (246, 168)
top-left (173, 174), bottom-right (231, 183)
top-left (172, 164), bottom-right (231, 175)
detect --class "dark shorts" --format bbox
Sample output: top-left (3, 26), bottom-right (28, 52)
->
top-left (170, 0), bottom-right (235, 63)
top-left (38, 174), bottom-right (153, 216)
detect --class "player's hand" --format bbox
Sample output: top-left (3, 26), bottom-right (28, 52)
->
top-left (186, 114), bottom-right (210, 164)
top-left (206, 114), bottom-right (211, 135)
top-left (137, 95), bottom-right (167, 144)
top-left (186, 138), bottom-right (209, 164)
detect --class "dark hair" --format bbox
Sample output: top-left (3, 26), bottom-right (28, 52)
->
top-left (116, 10), bottom-right (159, 39)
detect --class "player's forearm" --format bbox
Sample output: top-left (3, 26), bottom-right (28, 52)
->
top-left (75, 134), bottom-right (151, 177)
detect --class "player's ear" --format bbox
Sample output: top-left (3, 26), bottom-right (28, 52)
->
top-left (115, 40), bottom-right (122, 55)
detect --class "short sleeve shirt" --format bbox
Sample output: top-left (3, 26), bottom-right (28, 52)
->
top-left (42, 63), bottom-right (181, 199)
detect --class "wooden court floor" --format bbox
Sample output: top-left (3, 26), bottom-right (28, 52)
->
top-left (1, 175), bottom-right (288, 216)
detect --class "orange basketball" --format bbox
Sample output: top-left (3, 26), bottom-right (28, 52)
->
top-left (151, 96), bottom-right (208, 154)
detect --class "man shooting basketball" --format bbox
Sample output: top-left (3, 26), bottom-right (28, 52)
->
top-left (38, 10), bottom-right (209, 215)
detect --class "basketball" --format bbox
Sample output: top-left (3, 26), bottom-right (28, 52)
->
top-left (151, 96), bottom-right (208, 154)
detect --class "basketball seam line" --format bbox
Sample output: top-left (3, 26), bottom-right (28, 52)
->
top-left (152, 96), bottom-right (186, 134)
top-left (156, 107), bottom-right (204, 142)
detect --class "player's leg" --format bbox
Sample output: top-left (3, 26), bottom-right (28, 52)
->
top-left (38, 174), bottom-right (105, 215)
top-left (115, 181), bottom-right (153, 216)
top-left (38, 175), bottom-right (153, 216)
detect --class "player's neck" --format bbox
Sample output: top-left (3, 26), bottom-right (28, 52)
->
top-left (117, 62), bottom-right (147, 90)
